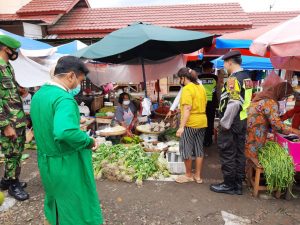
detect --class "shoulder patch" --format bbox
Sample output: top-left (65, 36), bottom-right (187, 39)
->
top-left (243, 79), bottom-right (253, 89)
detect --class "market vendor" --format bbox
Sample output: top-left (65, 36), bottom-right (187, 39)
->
top-left (245, 82), bottom-right (300, 159)
top-left (115, 92), bottom-right (137, 135)
top-left (281, 92), bottom-right (300, 130)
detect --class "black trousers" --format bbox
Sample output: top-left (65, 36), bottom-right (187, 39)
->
top-left (204, 101), bottom-right (216, 145)
top-left (217, 115), bottom-right (247, 185)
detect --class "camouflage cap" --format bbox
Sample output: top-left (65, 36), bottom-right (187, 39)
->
top-left (0, 35), bottom-right (21, 49)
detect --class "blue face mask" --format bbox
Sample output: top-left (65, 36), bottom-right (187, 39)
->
top-left (69, 84), bottom-right (81, 96)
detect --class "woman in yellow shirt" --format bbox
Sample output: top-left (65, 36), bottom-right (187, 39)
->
top-left (176, 67), bottom-right (207, 184)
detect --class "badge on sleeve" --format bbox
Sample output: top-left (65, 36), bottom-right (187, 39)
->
top-left (243, 79), bottom-right (253, 89)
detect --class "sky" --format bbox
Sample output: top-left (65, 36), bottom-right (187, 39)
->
top-left (88, 0), bottom-right (300, 12)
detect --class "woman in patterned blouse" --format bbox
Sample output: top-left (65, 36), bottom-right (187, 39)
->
top-left (245, 82), bottom-right (300, 159)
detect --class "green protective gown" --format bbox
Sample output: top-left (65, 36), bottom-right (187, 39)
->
top-left (30, 84), bottom-right (103, 225)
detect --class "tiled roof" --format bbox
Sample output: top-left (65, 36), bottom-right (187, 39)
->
top-left (0, 14), bottom-right (18, 21)
top-left (248, 11), bottom-right (300, 28)
top-left (51, 28), bottom-right (249, 40)
top-left (48, 3), bottom-right (252, 37)
top-left (0, 0), bottom-right (90, 24)
top-left (17, 0), bottom-right (81, 15)
top-left (0, 13), bottom-right (62, 24)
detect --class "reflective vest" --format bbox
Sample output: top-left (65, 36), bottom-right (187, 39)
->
top-left (219, 72), bottom-right (253, 120)
top-left (199, 78), bottom-right (217, 102)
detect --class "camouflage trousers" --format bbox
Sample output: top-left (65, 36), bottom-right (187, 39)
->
top-left (0, 127), bottom-right (25, 179)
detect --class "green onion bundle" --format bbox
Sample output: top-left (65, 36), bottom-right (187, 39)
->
top-left (258, 141), bottom-right (295, 193)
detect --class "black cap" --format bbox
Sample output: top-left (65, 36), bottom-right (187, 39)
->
top-left (221, 50), bottom-right (241, 61)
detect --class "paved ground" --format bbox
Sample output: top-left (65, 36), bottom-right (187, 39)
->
top-left (1, 145), bottom-right (300, 225)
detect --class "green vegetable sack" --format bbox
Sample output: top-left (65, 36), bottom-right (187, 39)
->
top-left (258, 141), bottom-right (295, 194)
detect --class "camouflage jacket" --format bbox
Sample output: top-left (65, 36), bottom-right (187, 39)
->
top-left (0, 58), bottom-right (26, 129)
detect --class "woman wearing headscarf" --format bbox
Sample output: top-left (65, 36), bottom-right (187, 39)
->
top-left (245, 82), bottom-right (300, 159)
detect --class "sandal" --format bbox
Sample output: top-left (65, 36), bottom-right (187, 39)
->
top-left (194, 176), bottom-right (203, 184)
top-left (175, 175), bottom-right (194, 183)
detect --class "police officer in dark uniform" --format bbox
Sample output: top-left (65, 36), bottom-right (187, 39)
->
top-left (210, 51), bottom-right (253, 195)
top-left (198, 61), bottom-right (218, 147)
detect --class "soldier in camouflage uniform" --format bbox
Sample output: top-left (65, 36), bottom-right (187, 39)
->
top-left (0, 35), bottom-right (29, 201)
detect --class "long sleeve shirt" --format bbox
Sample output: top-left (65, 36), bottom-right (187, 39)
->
top-left (0, 58), bottom-right (26, 129)
top-left (281, 105), bottom-right (300, 130)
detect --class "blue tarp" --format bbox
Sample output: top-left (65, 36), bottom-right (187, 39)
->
top-left (215, 38), bottom-right (252, 49)
top-left (212, 55), bottom-right (273, 70)
top-left (57, 40), bottom-right (87, 54)
top-left (0, 29), bottom-right (52, 50)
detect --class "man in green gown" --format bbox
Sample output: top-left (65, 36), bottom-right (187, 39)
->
top-left (30, 56), bottom-right (103, 225)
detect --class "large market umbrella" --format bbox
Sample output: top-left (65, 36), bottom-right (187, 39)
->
top-left (250, 15), bottom-right (300, 71)
top-left (74, 22), bottom-right (213, 95)
top-left (216, 24), bottom-right (278, 49)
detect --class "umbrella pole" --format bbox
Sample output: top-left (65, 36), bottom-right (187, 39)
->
top-left (141, 57), bottom-right (147, 97)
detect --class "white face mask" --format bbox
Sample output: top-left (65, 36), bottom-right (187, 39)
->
top-left (123, 100), bottom-right (130, 106)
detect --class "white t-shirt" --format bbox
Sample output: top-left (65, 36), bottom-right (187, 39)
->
top-left (22, 93), bottom-right (32, 114)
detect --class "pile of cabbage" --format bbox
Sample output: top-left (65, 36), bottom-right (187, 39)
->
top-left (92, 144), bottom-right (170, 186)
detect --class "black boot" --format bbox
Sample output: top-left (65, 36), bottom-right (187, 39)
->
top-left (8, 180), bottom-right (29, 201)
top-left (0, 178), bottom-right (27, 191)
top-left (235, 181), bottom-right (243, 195)
top-left (210, 182), bottom-right (235, 195)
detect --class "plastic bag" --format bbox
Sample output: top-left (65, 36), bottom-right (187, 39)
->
top-left (141, 98), bottom-right (152, 116)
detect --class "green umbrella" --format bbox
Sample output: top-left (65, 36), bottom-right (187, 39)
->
top-left (74, 22), bottom-right (213, 95)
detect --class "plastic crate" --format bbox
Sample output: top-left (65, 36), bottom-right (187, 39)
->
top-left (166, 152), bottom-right (186, 174)
top-left (275, 133), bottom-right (300, 172)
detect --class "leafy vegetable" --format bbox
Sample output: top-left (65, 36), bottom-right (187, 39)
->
top-left (92, 144), bottom-right (170, 186)
top-left (99, 106), bottom-right (116, 113)
top-left (121, 135), bottom-right (143, 144)
top-left (258, 141), bottom-right (295, 193)
top-left (96, 112), bottom-right (107, 117)
top-left (24, 142), bottom-right (37, 150)
top-left (158, 128), bottom-right (179, 142)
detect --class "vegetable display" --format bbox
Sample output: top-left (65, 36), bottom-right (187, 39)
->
top-left (92, 144), bottom-right (170, 186)
top-left (121, 135), bottom-right (143, 144)
top-left (96, 111), bottom-right (114, 117)
top-left (96, 112), bottom-right (107, 117)
top-left (137, 121), bottom-right (170, 133)
top-left (99, 106), bottom-right (116, 113)
top-left (158, 128), bottom-right (179, 142)
top-left (258, 141), bottom-right (295, 193)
